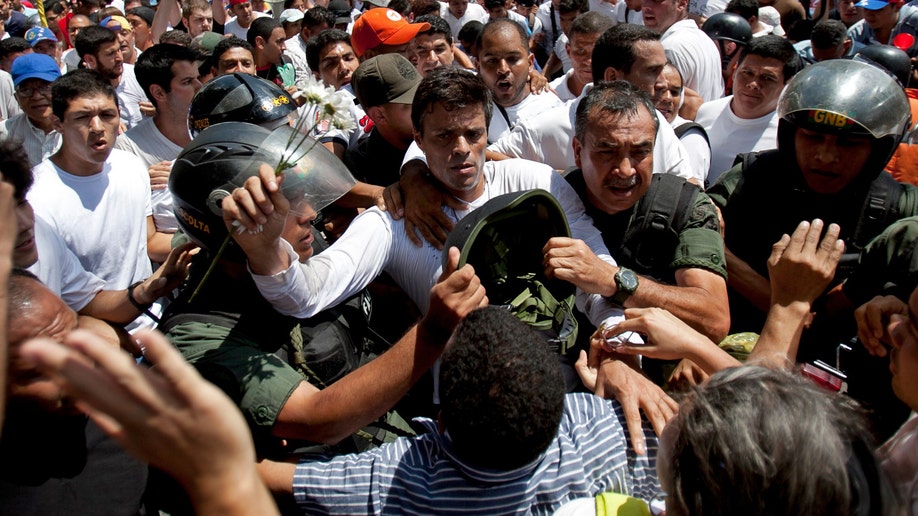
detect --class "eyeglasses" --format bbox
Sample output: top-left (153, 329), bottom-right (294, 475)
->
top-left (16, 83), bottom-right (53, 97)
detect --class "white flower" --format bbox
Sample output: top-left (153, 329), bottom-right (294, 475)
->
top-left (323, 90), bottom-right (357, 130)
top-left (298, 74), bottom-right (331, 106)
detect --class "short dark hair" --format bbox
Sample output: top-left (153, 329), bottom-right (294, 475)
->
top-left (303, 5), bottom-right (334, 29)
top-left (135, 44), bottom-right (199, 108)
top-left (213, 36), bottom-right (254, 63)
top-left (44, 0), bottom-right (66, 15)
top-left (0, 140), bottom-right (33, 198)
top-left (411, 0), bottom-right (440, 18)
top-left (558, 0), bottom-right (588, 14)
top-left (570, 11), bottom-right (614, 38)
top-left (247, 16), bottom-right (282, 46)
top-left (416, 14), bottom-right (452, 44)
top-left (477, 18), bottom-right (529, 54)
top-left (182, 0), bottom-right (210, 18)
top-left (412, 66), bottom-right (493, 134)
top-left (575, 80), bottom-right (659, 141)
top-left (458, 20), bottom-right (484, 47)
top-left (306, 28), bottom-right (351, 72)
top-left (592, 24), bottom-right (660, 81)
top-left (725, 0), bottom-right (757, 21)
top-left (74, 24), bottom-right (118, 58)
top-left (440, 307), bottom-right (565, 470)
top-left (159, 29), bottom-right (193, 46)
top-left (388, 0), bottom-right (411, 16)
top-left (483, 0), bottom-right (505, 10)
top-left (0, 38), bottom-right (31, 63)
top-left (810, 19), bottom-right (848, 50)
top-left (51, 69), bottom-right (118, 120)
top-left (738, 34), bottom-right (802, 83)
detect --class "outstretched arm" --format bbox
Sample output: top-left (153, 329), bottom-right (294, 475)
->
top-left (19, 329), bottom-right (279, 516)
top-left (271, 247), bottom-right (488, 444)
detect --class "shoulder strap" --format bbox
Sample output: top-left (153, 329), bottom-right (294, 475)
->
top-left (549, 4), bottom-right (559, 45)
top-left (621, 174), bottom-right (700, 271)
top-left (853, 172), bottom-right (902, 251)
top-left (674, 121), bottom-right (710, 145)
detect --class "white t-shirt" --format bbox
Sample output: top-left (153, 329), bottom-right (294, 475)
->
top-left (694, 94), bottom-right (779, 184)
top-left (28, 149), bottom-right (157, 330)
top-left (285, 34), bottom-right (311, 88)
top-left (671, 114), bottom-right (711, 184)
top-left (0, 70), bottom-right (21, 120)
top-left (439, 1), bottom-right (489, 40)
top-left (613, 1), bottom-right (643, 25)
top-left (224, 11), bottom-right (270, 40)
top-left (549, 69), bottom-right (577, 102)
top-left (660, 19), bottom-right (724, 102)
top-left (117, 63), bottom-right (148, 130)
top-left (116, 118), bottom-right (184, 233)
top-left (589, 0), bottom-right (616, 20)
top-left (253, 158), bottom-right (624, 331)
top-left (535, 1), bottom-right (562, 55)
top-left (488, 86), bottom-right (698, 182)
top-left (553, 32), bottom-right (572, 74)
top-left (28, 216), bottom-right (105, 312)
top-left (489, 89), bottom-right (563, 143)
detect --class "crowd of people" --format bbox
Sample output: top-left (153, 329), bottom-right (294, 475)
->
top-left (0, 0), bottom-right (916, 512)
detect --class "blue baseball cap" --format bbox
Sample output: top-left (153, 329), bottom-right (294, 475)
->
top-left (855, 0), bottom-right (902, 10)
top-left (24, 26), bottom-right (58, 47)
top-left (10, 53), bottom-right (61, 87)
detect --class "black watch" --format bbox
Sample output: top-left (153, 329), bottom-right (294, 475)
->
top-left (609, 267), bottom-right (639, 306)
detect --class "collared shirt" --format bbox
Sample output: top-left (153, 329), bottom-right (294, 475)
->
top-left (292, 393), bottom-right (660, 514)
top-left (0, 113), bottom-right (61, 166)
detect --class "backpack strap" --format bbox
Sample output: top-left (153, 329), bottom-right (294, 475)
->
top-left (621, 174), bottom-right (700, 271)
top-left (852, 172), bottom-right (902, 252)
top-left (674, 121), bottom-right (710, 146)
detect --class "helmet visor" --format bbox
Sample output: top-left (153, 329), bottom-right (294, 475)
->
top-left (240, 125), bottom-right (357, 217)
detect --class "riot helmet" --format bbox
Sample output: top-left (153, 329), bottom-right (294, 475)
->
top-left (854, 44), bottom-right (912, 88)
top-left (188, 73), bottom-right (296, 136)
top-left (702, 13), bottom-right (753, 69)
top-left (777, 59), bottom-right (911, 185)
top-left (170, 122), bottom-right (356, 254)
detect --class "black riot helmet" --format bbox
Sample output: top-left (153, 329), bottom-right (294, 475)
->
top-left (170, 121), bottom-right (356, 254)
top-left (188, 73), bottom-right (296, 136)
top-left (702, 13), bottom-right (753, 69)
top-left (854, 44), bottom-right (913, 88)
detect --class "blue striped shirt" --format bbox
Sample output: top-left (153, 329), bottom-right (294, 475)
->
top-left (292, 393), bottom-right (660, 514)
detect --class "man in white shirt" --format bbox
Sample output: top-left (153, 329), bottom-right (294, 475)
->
top-left (548, 12), bottom-right (613, 101)
top-left (488, 24), bottom-right (696, 182)
top-left (643, 0), bottom-right (724, 101)
top-left (477, 18), bottom-right (562, 143)
top-left (74, 25), bottom-right (146, 130)
top-left (695, 35), bottom-right (799, 184)
top-left (116, 43), bottom-right (202, 238)
top-left (0, 53), bottom-right (61, 166)
top-left (224, 67), bottom-right (672, 450)
top-left (439, 0), bottom-right (488, 40)
top-left (27, 69), bottom-right (162, 331)
top-left (224, 0), bottom-right (270, 40)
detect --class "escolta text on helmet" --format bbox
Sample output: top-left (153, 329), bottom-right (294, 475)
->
top-left (187, 72), bottom-right (296, 136)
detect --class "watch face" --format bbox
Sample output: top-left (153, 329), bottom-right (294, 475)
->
top-left (619, 269), bottom-right (638, 291)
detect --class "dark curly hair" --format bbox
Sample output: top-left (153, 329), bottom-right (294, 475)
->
top-left (439, 307), bottom-right (565, 470)
top-left (0, 139), bottom-right (34, 198)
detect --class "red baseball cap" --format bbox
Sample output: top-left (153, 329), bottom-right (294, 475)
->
top-left (350, 8), bottom-right (430, 57)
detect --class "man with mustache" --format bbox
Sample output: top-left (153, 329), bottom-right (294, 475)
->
top-left (544, 80), bottom-right (729, 385)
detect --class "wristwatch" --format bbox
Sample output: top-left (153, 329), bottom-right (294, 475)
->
top-left (609, 267), bottom-right (639, 306)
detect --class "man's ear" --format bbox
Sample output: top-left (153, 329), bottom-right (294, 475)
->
top-left (255, 35), bottom-right (266, 49)
top-left (572, 135), bottom-right (583, 169)
top-left (414, 128), bottom-right (424, 150)
top-left (843, 38), bottom-right (852, 55)
top-left (528, 51), bottom-right (534, 71)
top-left (149, 83), bottom-right (167, 104)
top-left (366, 104), bottom-right (384, 125)
top-left (83, 53), bottom-right (98, 70)
top-left (51, 113), bottom-right (62, 132)
top-left (603, 67), bottom-right (619, 82)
